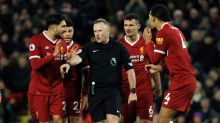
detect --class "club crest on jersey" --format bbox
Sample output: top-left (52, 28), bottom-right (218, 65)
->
top-left (156, 38), bottom-right (164, 45)
top-left (29, 44), bottom-right (35, 51)
top-left (139, 47), bottom-right (144, 54)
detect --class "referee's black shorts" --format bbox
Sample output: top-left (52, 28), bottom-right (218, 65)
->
top-left (88, 88), bottom-right (122, 122)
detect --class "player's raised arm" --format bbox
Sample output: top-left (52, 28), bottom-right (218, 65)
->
top-left (29, 38), bottom-right (63, 70)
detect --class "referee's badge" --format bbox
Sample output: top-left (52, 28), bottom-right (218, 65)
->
top-left (110, 58), bottom-right (117, 66)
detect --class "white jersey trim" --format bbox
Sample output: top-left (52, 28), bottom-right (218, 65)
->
top-left (124, 34), bottom-right (140, 46)
top-left (67, 40), bottom-right (74, 49)
top-left (43, 31), bottom-right (57, 44)
top-left (29, 55), bottom-right (41, 60)
top-left (154, 49), bottom-right (166, 54)
top-left (160, 22), bottom-right (169, 30)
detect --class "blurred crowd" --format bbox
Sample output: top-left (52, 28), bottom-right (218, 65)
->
top-left (0, 0), bottom-right (220, 122)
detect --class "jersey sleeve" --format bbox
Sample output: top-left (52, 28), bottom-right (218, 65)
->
top-left (146, 32), bottom-right (167, 64)
top-left (120, 43), bottom-right (133, 71)
top-left (78, 44), bottom-right (89, 61)
top-left (29, 36), bottom-right (55, 70)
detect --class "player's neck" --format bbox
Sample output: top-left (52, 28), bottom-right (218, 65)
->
top-left (156, 21), bottom-right (166, 31)
top-left (45, 30), bottom-right (56, 40)
top-left (126, 34), bottom-right (139, 43)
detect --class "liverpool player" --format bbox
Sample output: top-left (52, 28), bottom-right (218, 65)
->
top-left (119, 13), bottom-right (161, 123)
top-left (62, 19), bottom-right (89, 123)
top-left (28, 13), bottom-right (67, 123)
top-left (143, 4), bottom-right (196, 123)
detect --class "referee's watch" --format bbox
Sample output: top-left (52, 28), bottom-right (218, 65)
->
top-left (130, 88), bottom-right (136, 94)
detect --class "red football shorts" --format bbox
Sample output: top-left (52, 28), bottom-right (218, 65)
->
top-left (162, 79), bottom-right (196, 112)
top-left (28, 94), bottom-right (65, 122)
top-left (63, 85), bottom-right (81, 116)
top-left (122, 91), bottom-right (154, 123)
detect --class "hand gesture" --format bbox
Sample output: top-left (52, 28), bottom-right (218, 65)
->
top-left (60, 63), bottom-right (71, 78)
top-left (143, 27), bottom-right (152, 44)
top-left (145, 64), bottom-right (161, 73)
top-left (53, 40), bottom-right (63, 57)
top-left (128, 93), bottom-right (137, 104)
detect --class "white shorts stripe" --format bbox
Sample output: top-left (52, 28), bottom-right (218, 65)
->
top-left (154, 49), bottom-right (166, 55)
top-left (29, 55), bottom-right (41, 60)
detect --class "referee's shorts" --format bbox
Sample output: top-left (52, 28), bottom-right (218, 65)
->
top-left (88, 88), bottom-right (122, 122)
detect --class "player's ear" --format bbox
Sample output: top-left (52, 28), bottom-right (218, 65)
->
top-left (137, 23), bottom-right (141, 30)
top-left (152, 16), bottom-right (156, 22)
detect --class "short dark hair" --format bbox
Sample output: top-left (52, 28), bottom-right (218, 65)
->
top-left (93, 18), bottom-right (110, 28)
top-left (65, 19), bottom-right (74, 28)
top-left (150, 4), bottom-right (171, 22)
top-left (46, 13), bottom-right (66, 28)
top-left (125, 13), bottom-right (140, 23)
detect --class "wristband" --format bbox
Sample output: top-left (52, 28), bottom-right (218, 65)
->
top-left (130, 88), bottom-right (136, 93)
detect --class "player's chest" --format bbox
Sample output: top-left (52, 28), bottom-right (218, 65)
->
top-left (90, 48), bottom-right (120, 66)
top-left (127, 45), bottom-right (148, 63)
top-left (40, 42), bottom-right (55, 56)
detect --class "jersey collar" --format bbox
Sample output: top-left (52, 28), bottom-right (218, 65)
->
top-left (43, 30), bottom-right (57, 44)
top-left (160, 22), bottom-right (169, 30)
top-left (67, 40), bottom-right (74, 49)
top-left (124, 34), bottom-right (140, 46)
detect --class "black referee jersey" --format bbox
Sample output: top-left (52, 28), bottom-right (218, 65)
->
top-left (78, 39), bottom-right (133, 89)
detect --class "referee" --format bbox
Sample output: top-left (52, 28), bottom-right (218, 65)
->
top-left (60, 18), bottom-right (137, 123)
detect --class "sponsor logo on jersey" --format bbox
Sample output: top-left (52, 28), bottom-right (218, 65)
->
top-left (156, 38), bottom-right (164, 45)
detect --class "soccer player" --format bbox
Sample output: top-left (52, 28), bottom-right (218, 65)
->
top-left (62, 19), bottom-right (89, 123)
top-left (28, 13), bottom-right (67, 123)
top-left (60, 18), bottom-right (137, 123)
top-left (119, 13), bottom-right (162, 123)
top-left (143, 4), bottom-right (196, 123)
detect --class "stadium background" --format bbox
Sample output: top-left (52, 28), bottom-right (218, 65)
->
top-left (0, 0), bottom-right (220, 122)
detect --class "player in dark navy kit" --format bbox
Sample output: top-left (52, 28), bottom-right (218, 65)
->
top-left (60, 18), bottom-right (137, 123)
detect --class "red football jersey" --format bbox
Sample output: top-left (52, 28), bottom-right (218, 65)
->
top-left (63, 41), bottom-right (89, 89)
top-left (146, 23), bottom-right (195, 90)
top-left (120, 35), bottom-right (152, 92)
top-left (28, 31), bottom-right (66, 95)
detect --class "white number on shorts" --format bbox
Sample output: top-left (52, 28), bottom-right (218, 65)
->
top-left (148, 106), bottom-right (153, 117)
top-left (164, 93), bottom-right (171, 105)
top-left (62, 101), bottom-right (66, 111)
top-left (73, 101), bottom-right (80, 113)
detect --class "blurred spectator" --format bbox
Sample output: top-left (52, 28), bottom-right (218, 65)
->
top-left (192, 112), bottom-right (204, 123)
top-left (199, 97), bottom-right (216, 122)
top-left (125, 0), bottom-right (148, 26)
top-left (176, 114), bottom-right (186, 123)
top-left (211, 89), bottom-right (220, 113)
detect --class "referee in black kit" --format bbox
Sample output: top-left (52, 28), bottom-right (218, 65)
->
top-left (60, 18), bottom-right (137, 123)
